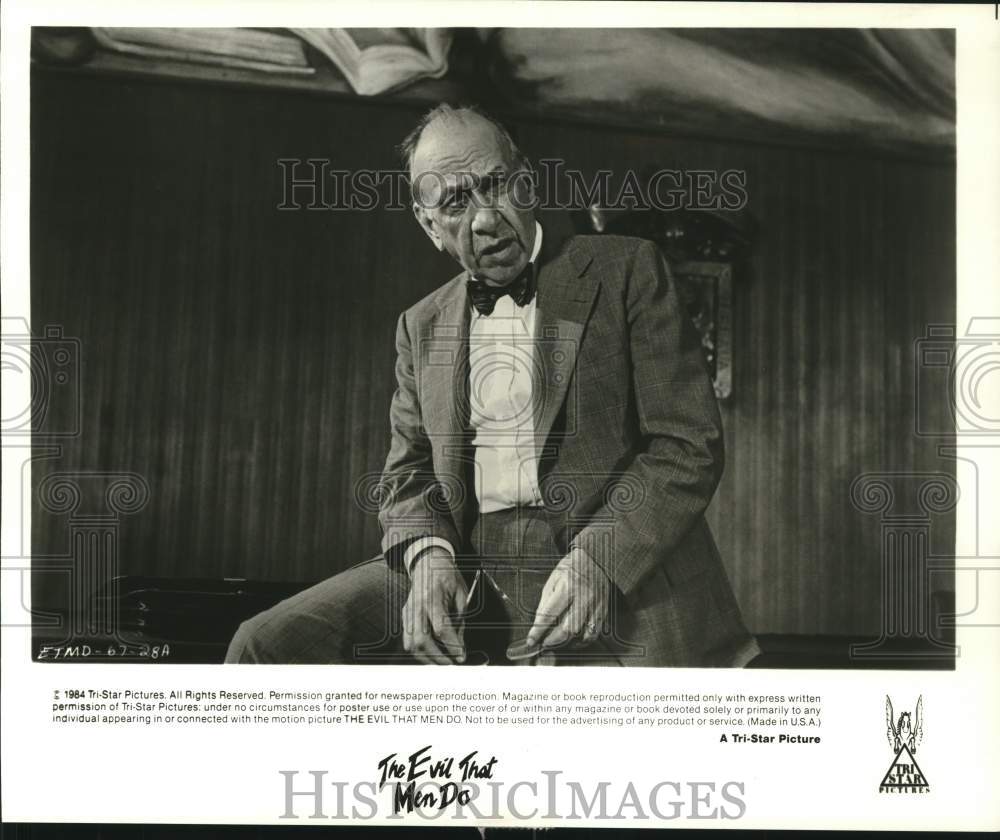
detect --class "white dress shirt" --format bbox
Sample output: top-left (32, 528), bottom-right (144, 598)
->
top-left (404, 222), bottom-right (544, 572)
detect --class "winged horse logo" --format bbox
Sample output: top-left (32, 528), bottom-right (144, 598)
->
top-left (885, 695), bottom-right (924, 754)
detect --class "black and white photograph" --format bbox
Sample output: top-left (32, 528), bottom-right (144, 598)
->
top-left (24, 24), bottom-right (958, 669)
top-left (3, 2), bottom-right (999, 834)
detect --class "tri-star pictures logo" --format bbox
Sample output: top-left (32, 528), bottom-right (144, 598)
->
top-left (879, 695), bottom-right (929, 794)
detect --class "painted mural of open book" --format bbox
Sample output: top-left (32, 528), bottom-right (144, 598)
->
top-left (90, 27), bottom-right (315, 75)
top-left (290, 28), bottom-right (452, 95)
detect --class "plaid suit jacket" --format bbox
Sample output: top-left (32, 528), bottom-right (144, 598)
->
top-left (378, 231), bottom-right (757, 666)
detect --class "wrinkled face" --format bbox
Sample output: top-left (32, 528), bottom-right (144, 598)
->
top-left (410, 114), bottom-right (537, 286)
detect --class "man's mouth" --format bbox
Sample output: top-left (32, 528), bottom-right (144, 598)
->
top-left (479, 238), bottom-right (517, 259)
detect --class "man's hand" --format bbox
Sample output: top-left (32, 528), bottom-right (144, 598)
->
top-left (403, 547), bottom-right (469, 665)
top-left (527, 547), bottom-right (611, 650)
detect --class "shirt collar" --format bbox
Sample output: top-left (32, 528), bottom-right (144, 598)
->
top-left (528, 221), bottom-right (543, 265)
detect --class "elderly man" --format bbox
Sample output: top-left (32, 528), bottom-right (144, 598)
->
top-left (226, 104), bottom-right (759, 667)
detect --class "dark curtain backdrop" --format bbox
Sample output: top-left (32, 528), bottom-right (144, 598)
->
top-left (30, 68), bottom-right (955, 635)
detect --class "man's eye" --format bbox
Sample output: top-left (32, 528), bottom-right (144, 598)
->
top-left (481, 174), bottom-right (504, 196)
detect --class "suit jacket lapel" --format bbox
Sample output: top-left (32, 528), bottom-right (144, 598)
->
top-left (533, 245), bottom-right (598, 465)
top-left (422, 279), bottom-right (472, 528)
top-left (420, 234), bottom-right (597, 526)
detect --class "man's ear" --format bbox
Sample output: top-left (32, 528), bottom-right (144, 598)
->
top-left (413, 203), bottom-right (443, 251)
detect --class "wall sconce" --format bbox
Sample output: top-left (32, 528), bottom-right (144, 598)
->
top-left (574, 204), bottom-right (756, 401)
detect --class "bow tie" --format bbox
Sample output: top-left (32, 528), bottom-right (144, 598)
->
top-left (467, 264), bottom-right (536, 316)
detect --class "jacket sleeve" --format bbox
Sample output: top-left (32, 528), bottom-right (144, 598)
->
top-left (378, 310), bottom-right (463, 573)
top-left (571, 240), bottom-right (724, 595)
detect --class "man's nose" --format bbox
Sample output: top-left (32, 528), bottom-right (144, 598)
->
top-left (470, 205), bottom-right (502, 236)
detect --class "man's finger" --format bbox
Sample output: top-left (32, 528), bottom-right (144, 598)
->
top-left (527, 579), bottom-right (569, 646)
top-left (413, 615), bottom-right (454, 666)
top-left (430, 603), bottom-right (465, 663)
top-left (456, 573), bottom-right (476, 618)
top-left (402, 601), bottom-right (415, 652)
top-left (542, 616), bottom-right (573, 649)
top-left (559, 600), bottom-right (587, 645)
top-left (410, 647), bottom-right (434, 665)
top-left (542, 577), bottom-right (583, 648)
top-left (413, 634), bottom-right (454, 665)
top-left (453, 576), bottom-right (474, 640)
top-left (589, 602), bottom-right (610, 639)
top-left (579, 617), bottom-right (601, 645)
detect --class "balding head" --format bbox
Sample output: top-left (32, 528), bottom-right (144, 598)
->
top-left (399, 104), bottom-right (525, 181)
top-left (402, 104), bottom-right (537, 287)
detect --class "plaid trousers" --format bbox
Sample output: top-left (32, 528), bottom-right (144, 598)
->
top-left (226, 509), bottom-right (575, 665)
top-left (225, 508), bottom-right (759, 667)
